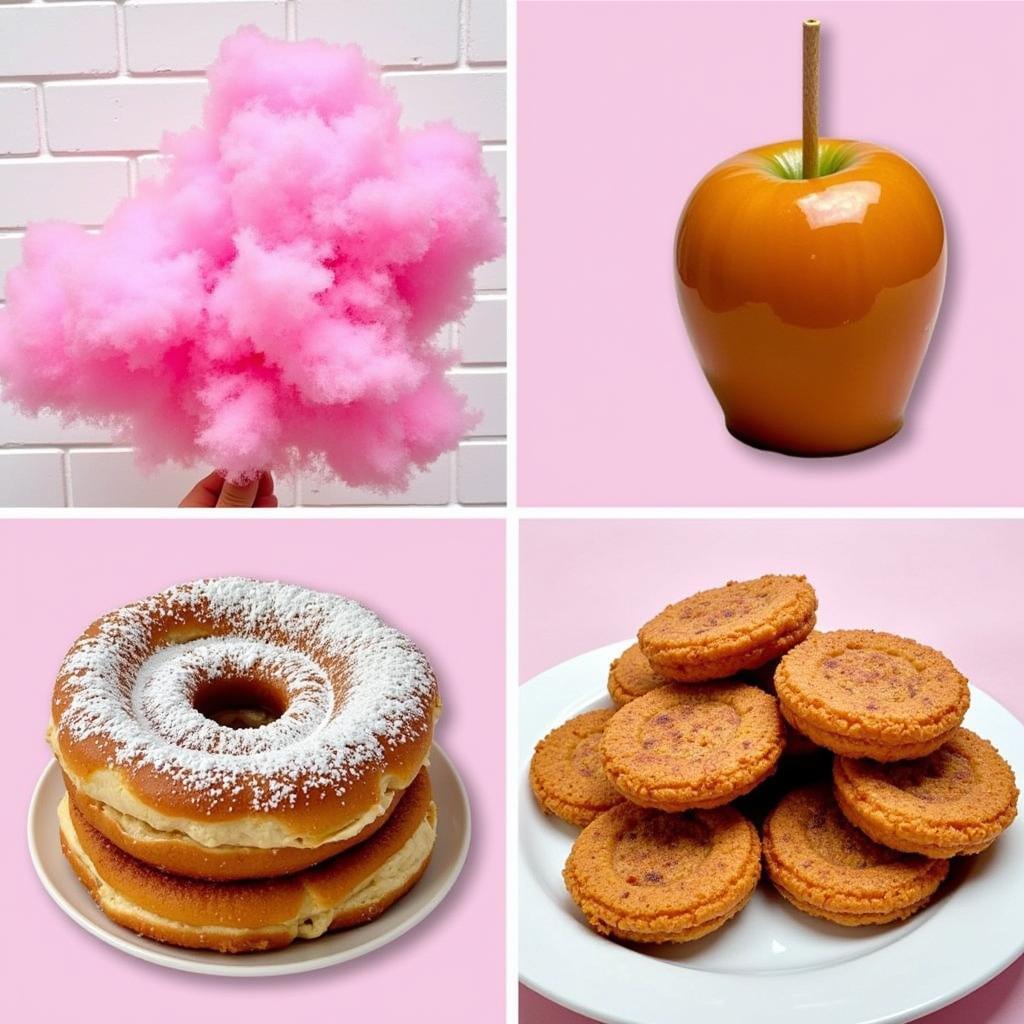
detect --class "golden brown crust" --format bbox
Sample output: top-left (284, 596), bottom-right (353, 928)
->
top-left (563, 802), bottom-right (761, 943)
top-left (601, 681), bottom-right (785, 811)
top-left (59, 834), bottom-right (299, 953)
top-left (607, 886), bottom-right (757, 943)
top-left (65, 770), bottom-right (405, 880)
top-left (774, 630), bottom-right (969, 762)
top-left (60, 769), bottom-right (437, 953)
top-left (607, 644), bottom-right (665, 705)
top-left (773, 885), bottom-right (936, 926)
top-left (762, 784), bottom-right (948, 927)
top-left (530, 710), bottom-right (624, 827)
top-left (327, 855), bottom-right (433, 931)
top-left (780, 706), bottom-right (953, 761)
top-left (833, 728), bottom-right (1019, 858)
top-left (637, 575), bottom-right (817, 683)
top-left (51, 579), bottom-right (438, 844)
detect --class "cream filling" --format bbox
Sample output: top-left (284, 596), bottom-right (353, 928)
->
top-left (59, 796), bottom-right (437, 941)
top-left (335, 808), bottom-right (436, 916)
top-left (100, 782), bottom-right (398, 851)
top-left (50, 721), bottom-right (421, 849)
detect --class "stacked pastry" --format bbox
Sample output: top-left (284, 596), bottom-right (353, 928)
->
top-left (48, 578), bottom-right (441, 953)
top-left (530, 574), bottom-right (1019, 943)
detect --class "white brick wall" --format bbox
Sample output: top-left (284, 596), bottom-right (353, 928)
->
top-left (0, 85), bottom-right (40, 155)
top-left (0, 4), bottom-right (118, 78)
top-left (45, 79), bottom-right (209, 152)
top-left (467, 0), bottom-right (505, 65)
top-left (0, 0), bottom-right (507, 508)
top-left (0, 159), bottom-right (129, 226)
top-left (125, 2), bottom-right (286, 74)
top-left (297, 0), bottom-right (459, 68)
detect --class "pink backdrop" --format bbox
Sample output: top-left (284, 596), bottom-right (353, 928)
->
top-left (0, 518), bottom-right (504, 1023)
top-left (518, 1), bottom-right (1024, 506)
top-left (520, 517), bottom-right (1024, 1023)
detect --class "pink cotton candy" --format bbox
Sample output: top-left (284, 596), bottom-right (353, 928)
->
top-left (0, 28), bottom-right (503, 488)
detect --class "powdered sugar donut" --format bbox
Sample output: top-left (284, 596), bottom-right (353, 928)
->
top-left (49, 578), bottom-right (440, 880)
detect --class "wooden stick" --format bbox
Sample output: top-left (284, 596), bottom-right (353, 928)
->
top-left (802, 19), bottom-right (820, 179)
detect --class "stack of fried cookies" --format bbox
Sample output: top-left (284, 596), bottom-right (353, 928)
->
top-left (529, 574), bottom-right (1019, 944)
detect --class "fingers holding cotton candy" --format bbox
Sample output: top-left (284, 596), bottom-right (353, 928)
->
top-left (0, 27), bottom-right (503, 489)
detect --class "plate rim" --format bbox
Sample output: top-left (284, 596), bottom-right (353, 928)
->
top-left (28, 742), bottom-right (471, 977)
top-left (519, 639), bottom-right (1024, 1024)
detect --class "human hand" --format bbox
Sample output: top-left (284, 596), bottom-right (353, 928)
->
top-left (178, 471), bottom-right (279, 508)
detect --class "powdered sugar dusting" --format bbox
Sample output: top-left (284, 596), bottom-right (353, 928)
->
top-left (57, 578), bottom-right (437, 811)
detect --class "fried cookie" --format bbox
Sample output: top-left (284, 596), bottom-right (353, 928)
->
top-left (608, 643), bottom-right (665, 705)
top-left (834, 728), bottom-right (1019, 858)
top-left (638, 575), bottom-right (817, 683)
top-left (601, 681), bottom-right (785, 811)
top-left (775, 630), bottom-right (970, 761)
top-left (563, 802), bottom-right (760, 943)
top-left (763, 784), bottom-right (949, 926)
top-left (530, 710), bottom-right (624, 827)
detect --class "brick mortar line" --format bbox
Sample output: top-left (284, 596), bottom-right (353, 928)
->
top-left (33, 81), bottom-right (49, 158)
top-left (26, 150), bottom-right (164, 160)
top-left (448, 448), bottom-right (458, 504)
top-left (60, 448), bottom-right (73, 507)
top-left (0, 73), bottom-right (123, 85)
top-left (0, 291), bottom-right (505, 306)
top-left (124, 53), bottom-right (500, 76)
top-left (0, 154), bottom-right (139, 162)
top-left (0, 436), bottom-right (507, 453)
top-left (382, 66), bottom-right (505, 78)
top-left (0, 65), bottom-right (505, 86)
top-left (0, 146), bottom-right (505, 166)
top-left (114, 0), bottom-right (128, 76)
top-left (458, 0), bottom-right (470, 68)
top-left (285, 0), bottom-right (296, 43)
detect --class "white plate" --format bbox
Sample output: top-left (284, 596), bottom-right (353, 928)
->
top-left (520, 641), bottom-right (1024, 1024)
top-left (29, 743), bottom-right (470, 977)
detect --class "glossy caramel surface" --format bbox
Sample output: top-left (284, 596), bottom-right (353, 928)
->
top-left (675, 139), bottom-right (945, 455)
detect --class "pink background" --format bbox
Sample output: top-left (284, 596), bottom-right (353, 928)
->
top-left (0, 518), bottom-right (504, 1023)
top-left (517, 1), bottom-right (1024, 506)
top-left (520, 517), bottom-right (1024, 1022)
